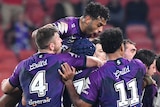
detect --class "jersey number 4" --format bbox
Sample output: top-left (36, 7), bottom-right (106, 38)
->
top-left (29, 70), bottom-right (48, 97)
top-left (114, 78), bottom-right (140, 107)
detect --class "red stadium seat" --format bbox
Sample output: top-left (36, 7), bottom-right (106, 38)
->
top-left (95, 0), bottom-right (109, 5)
top-left (19, 50), bottom-right (35, 61)
top-left (103, 24), bottom-right (113, 30)
top-left (132, 37), bottom-right (154, 50)
top-left (125, 24), bottom-right (154, 50)
top-left (0, 59), bottom-right (18, 97)
top-left (126, 24), bottom-right (147, 35)
top-left (46, 0), bottom-right (59, 15)
top-left (0, 60), bottom-right (18, 73)
top-left (125, 24), bottom-right (148, 39)
top-left (0, 49), bottom-right (17, 61)
top-left (0, 52), bottom-right (18, 80)
top-left (26, 0), bottom-right (41, 7)
top-left (151, 21), bottom-right (160, 37)
top-left (0, 26), bottom-right (4, 46)
top-left (126, 33), bottom-right (148, 40)
top-left (148, 7), bottom-right (160, 24)
top-left (154, 36), bottom-right (160, 53)
top-left (26, 7), bottom-right (45, 27)
top-left (131, 38), bottom-right (154, 50)
top-left (146, 0), bottom-right (160, 8)
top-left (121, 0), bottom-right (130, 7)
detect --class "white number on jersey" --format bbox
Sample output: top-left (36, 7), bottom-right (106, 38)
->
top-left (114, 78), bottom-right (139, 107)
top-left (29, 70), bottom-right (48, 97)
top-left (73, 78), bottom-right (85, 94)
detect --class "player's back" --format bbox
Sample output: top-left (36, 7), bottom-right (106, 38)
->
top-left (99, 58), bottom-right (146, 107)
top-left (19, 53), bottom-right (65, 107)
top-left (19, 52), bottom-right (86, 107)
top-left (81, 58), bottom-right (146, 107)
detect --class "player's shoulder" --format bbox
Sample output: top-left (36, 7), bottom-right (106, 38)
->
top-left (55, 16), bottom-right (79, 23)
top-left (131, 58), bottom-right (145, 66)
top-left (65, 16), bottom-right (79, 20)
top-left (130, 58), bottom-right (146, 73)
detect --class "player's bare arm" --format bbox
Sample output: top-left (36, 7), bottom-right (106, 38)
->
top-left (0, 90), bottom-right (22, 107)
top-left (1, 78), bottom-right (16, 94)
top-left (86, 56), bottom-right (104, 68)
top-left (32, 24), bottom-right (54, 38)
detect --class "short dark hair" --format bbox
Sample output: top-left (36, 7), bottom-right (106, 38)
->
top-left (35, 27), bottom-right (58, 49)
top-left (156, 55), bottom-right (160, 72)
top-left (100, 28), bottom-right (123, 53)
top-left (83, 2), bottom-right (110, 21)
top-left (134, 49), bottom-right (156, 67)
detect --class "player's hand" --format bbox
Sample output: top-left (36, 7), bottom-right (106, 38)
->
top-left (96, 58), bottom-right (105, 67)
top-left (59, 63), bottom-right (76, 83)
top-left (32, 24), bottom-right (54, 38)
top-left (1, 79), bottom-right (8, 90)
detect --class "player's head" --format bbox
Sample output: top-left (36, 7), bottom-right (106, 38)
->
top-left (134, 49), bottom-right (157, 76)
top-left (81, 2), bottom-right (110, 37)
top-left (123, 39), bottom-right (137, 60)
top-left (156, 55), bottom-right (160, 72)
top-left (71, 38), bottom-right (95, 56)
top-left (35, 27), bottom-right (62, 53)
top-left (100, 28), bottom-right (124, 54)
top-left (92, 38), bottom-right (107, 62)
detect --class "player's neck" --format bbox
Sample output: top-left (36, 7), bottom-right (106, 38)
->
top-left (107, 51), bottom-right (123, 61)
top-left (38, 49), bottom-right (56, 54)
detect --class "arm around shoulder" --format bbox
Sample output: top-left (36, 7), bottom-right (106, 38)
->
top-left (31, 24), bottom-right (54, 38)
top-left (86, 56), bottom-right (104, 68)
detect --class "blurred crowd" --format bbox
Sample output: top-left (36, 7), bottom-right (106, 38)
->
top-left (0, 0), bottom-right (160, 56)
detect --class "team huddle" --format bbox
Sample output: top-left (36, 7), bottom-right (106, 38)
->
top-left (0, 2), bottom-right (160, 107)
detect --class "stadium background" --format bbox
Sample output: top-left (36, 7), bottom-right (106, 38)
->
top-left (0, 0), bottom-right (160, 96)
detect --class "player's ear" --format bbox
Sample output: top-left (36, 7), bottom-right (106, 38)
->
top-left (120, 43), bottom-right (125, 55)
top-left (84, 15), bottom-right (92, 24)
top-left (49, 43), bottom-right (55, 51)
top-left (32, 30), bottom-right (37, 38)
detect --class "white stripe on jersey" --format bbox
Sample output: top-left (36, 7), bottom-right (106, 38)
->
top-left (56, 22), bottom-right (68, 34)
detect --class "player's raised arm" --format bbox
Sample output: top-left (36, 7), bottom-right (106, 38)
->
top-left (32, 24), bottom-right (54, 38)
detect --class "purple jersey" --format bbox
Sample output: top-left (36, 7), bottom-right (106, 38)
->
top-left (9, 52), bottom-right (86, 107)
top-left (142, 84), bottom-right (158, 107)
top-left (52, 17), bottom-right (89, 52)
top-left (80, 58), bottom-right (146, 107)
top-left (63, 67), bottom-right (98, 107)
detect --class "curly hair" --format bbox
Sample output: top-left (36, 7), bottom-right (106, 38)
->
top-left (83, 2), bottom-right (110, 21)
top-left (100, 27), bottom-right (123, 53)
